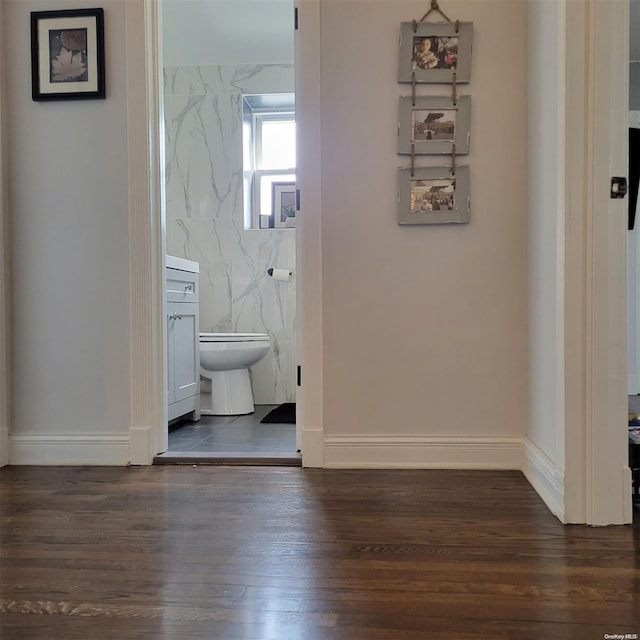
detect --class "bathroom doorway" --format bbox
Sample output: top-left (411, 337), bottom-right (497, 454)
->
top-left (156, 0), bottom-right (300, 463)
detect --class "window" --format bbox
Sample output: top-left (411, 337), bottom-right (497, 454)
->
top-left (242, 94), bottom-right (296, 229)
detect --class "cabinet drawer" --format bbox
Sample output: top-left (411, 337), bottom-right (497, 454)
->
top-left (166, 268), bottom-right (199, 302)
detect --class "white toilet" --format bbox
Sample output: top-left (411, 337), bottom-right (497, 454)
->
top-left (199, 333), bottom-right (271, 415)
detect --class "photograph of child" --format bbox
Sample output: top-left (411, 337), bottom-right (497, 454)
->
top-left (411, 36), bottom-right (459, 71)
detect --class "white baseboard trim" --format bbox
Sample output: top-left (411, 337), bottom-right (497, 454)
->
top-left (130, 425), bottom-right (154, 465)
top-left (522, 437), bottom-right (564, 521)
top-left (323, 435), bottom-right (523, 469)
top-left (9, 434), bottom-right (130, 466)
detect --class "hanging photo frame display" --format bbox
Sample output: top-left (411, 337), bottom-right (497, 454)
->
top-left (398, 21), bottom-right (473, 84)
top-left (397, 165), bottom-right (470, 225)
top-left (398, 95), bottom-right (470, 155)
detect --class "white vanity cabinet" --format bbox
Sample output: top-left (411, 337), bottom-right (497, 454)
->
top-left (166, 256), bottom-right (200, 423)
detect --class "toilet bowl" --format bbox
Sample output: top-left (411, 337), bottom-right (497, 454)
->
top-left (199, 333), bottom-right (270, 415)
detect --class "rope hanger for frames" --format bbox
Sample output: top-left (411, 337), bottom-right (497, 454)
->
top-left (412, 1), bottom-right (459, 32)
top-left (420, 0), bottom-right (451, 23)
top-left (408, 0), bottom-right (460, 180)
top-left (409, 143), bottom-right (456, 177)
top-left (410, 0), bottom-right (460, 109)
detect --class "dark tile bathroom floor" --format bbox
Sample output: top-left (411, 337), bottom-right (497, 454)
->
top-left (154, 405), bottom-right (300, 465)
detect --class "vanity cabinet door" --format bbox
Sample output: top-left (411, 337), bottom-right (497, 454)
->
top-left (170, 301), bottom-right (200, 403)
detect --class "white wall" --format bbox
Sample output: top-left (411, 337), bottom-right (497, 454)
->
top-left (319, 0), bottom-right (528, 464)
top-left (525, 1), bottom-right (562, 463)
top-left (522, 0), bottom-right (566, 516)
top-left (0, 0), bottom-right (10, 467)
top-left (5, 0), bottom-right (131, 464)
top-left (630, 0), bottom-right (640, 109)
top-left (629, 0), bottom-right (640, 395)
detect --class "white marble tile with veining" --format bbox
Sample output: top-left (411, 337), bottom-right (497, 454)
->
top-left (168, 218), bottom-right (234, 332)
top-left (228, 64), bottom-right (294, 95)
top-left (164, 65), bottom-right (226, 97)
top-left (251, 337), bottom-right (295, 404)
top-left (168, 93), bottom-right (242, 219)
top-left (164, 64), bottom-right (294, 97)
top-left (231, 227), bottom-right (290, 279)
top-left (163, 95), bottom-right (176, 221)
top-left (231, 275), bottom-right (292, 340)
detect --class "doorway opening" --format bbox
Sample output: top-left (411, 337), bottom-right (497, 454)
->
top-left (154, 0), bottom-right (300, 465)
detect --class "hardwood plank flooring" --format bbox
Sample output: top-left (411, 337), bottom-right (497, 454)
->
top-left (1, 466), bottom-right (638, 639)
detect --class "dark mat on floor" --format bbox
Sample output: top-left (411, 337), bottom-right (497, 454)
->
top-left (260, 402), bottom-right (296, 424)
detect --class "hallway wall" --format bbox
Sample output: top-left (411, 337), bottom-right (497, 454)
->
top-left (5, 0), bottom-right (131, 463)
top-left (0, 0), bottom-right (9, 467)
top-left (522, 0), bottom-right (565, 516)
top-left (318, 0), bottom-right (528, 466)
top-left (629, 0), bottom-right (640, 395)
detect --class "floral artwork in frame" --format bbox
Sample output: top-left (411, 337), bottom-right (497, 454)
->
top-left (398, 21), bottom-right (473, 84)
top-left (271, 182), bottom-right (297, 228)
top-left (30, 8), bottom-right (105, 101)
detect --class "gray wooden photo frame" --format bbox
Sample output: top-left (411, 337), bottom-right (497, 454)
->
top-left (398, 95), bottom-right (470, 155)
top-left (397, 166), bottom-right (470, 225)
top-left (398, 21), bottom-right (473, 84)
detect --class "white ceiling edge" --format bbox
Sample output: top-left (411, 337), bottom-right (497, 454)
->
top-left (162, 0), bottom-right (294, 67)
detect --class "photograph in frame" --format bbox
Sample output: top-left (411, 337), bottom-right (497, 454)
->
top-left (398, 21), bottom-right (472, 84)
top-left (271, 182), bottom-right (297, 228)
top-left (397, 166), bottom-right (470, 225)
top-left (398, 95), bottom-right (471, 155)
top-left (30, 8), bottom-right (105, 101)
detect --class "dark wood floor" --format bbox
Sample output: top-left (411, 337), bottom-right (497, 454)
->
top-left (1, 467), bottom-right (639, 640)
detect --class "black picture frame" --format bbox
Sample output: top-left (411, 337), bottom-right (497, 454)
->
top-left (31, 8), bottom-right (105, 101)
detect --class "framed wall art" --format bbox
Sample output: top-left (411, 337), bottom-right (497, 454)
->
top-left (398, 21), bottom-right (473, 84)
top-left (398, 95), bottom-right (470, 155)
top-left (271, 182), bottom-right (296, 228)
top-left (397, 166), bottom-right (470, 225)
top-left (31, 8), bottom-right (105, 101)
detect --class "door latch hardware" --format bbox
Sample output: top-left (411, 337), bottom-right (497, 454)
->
top-left (611, 177), bottom-right (628, 199)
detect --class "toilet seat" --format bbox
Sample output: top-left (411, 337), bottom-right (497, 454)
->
top-left (200, 332), bottom-right (269, 342)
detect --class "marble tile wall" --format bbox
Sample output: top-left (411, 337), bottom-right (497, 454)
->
top-left (164, 64), bottom-right (296, 404)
